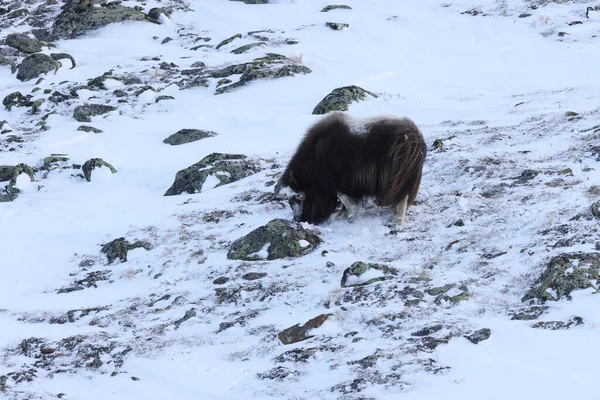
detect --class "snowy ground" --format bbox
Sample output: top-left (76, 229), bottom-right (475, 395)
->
top-left (1, 0), bottom-right (600, 399)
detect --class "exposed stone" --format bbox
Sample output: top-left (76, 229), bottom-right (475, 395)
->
top-left (73, 104), bottom-right (117, 122)
top-left (81, 158), bottom-right (117, 182)
top-left (16, 53), bottom-right (60, 81)
top-left (163, 128), bottom-right (217, 145)
top-left (278, 314), bottom-right (331, 345)
top-left (5, 33), bottom-right (43, 54)
top-left (464, 328), bottom-right (491, 344)
top-left (340, 261), bottom-right (397, 288)
top-left (531, 316), bottom-right (584, 330)
top-left (522, 252), bottom-right (600, 303)
top-left (312, 85), bottom-right (378, 114)
top-left (164, 153), bottom-right (261, 196)
top-left (3, 92), bottom-right (34, 111)
top-left (227, 218), bottom-right (322, 260)
top-left (0, 57), bottom-right (17, 74)
top-left (321, 5), bottom-right (352, 12)
top-left (77, 125), bottom-right (103, 133)
top-left (215, 33), bottom-right (242, 50)
top-left (50, 1), bottom-right (150, 41)
top-left (326, 22), bottom-right (349, 30)
top-left (231, 42), bottom-right (266, 54)
top-left (100, 237), bottom-right (152, 264)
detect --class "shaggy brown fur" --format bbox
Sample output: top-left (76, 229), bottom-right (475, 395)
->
top-left (275, 112), bottom-right (427, 224)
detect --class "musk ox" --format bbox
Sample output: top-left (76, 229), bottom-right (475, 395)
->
top-left (274, 112), bottom-right (427, 225)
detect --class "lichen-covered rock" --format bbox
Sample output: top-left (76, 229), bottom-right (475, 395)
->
top-left (178, 53), bottom-right (312, 94)
top-left (73, 104), bottom-right (117, 122)
top-left (164, 153), bottom-right (261, 196)
top-left (3, 92), bottom-right (34, 111)
top-left (340, 261), bottom-right (397, 288)
top-left (50, 1), bottom-right (150, 40)
top-left (531, 316), bottom-right (583, 330)
top-left (325, 22), bottom-right (349, 30)
top-left (163, 129), bottom-right (217, 145)
top-left (77, 125), bottom-right (103, 133)
top-left (231, 42), bottom-right (266, 54)
top-left (312, 85), bottom-right (378, 114)
top-left (100, 237), bottom-right (152, 264)
top-left (16, 53), bottom-right (60, 81)
top-left (227, 218), bottom-right (322, 260)
top-left (230, 0), bottom-right (269, 4)
top-left (522, 252), bottom-right (600, 303)
top-left (215, 33), bottom-right (242, 50)
top-left (0, 57), bottom-right (17, 74)
top-left (278, 314), bottom-right (331, 345)
top-left (321, 5), bottom-right (352, 12)
top-left (81, 158), bottom-right (117, 182)
top-left (5, 33), bottom-right (42, 54)
top-left (464, 328), bottom-right (491, 344)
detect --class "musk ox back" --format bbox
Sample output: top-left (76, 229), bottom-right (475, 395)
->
top-left (275, 112), bottom-right (427, 225)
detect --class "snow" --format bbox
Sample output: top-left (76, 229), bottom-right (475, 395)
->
top-left (1, 0), bottom-right (600, 399)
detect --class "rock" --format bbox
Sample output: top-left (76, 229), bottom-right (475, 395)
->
top-left (326, 22), bottom-right (350, 30)
top-left (312, 85), bottom-right (378, 114)
top-left (5, 33), bottom-right (43, 54)
top-left (215, 33), bottom-right (242, 50)
top-left (50, 1), bottom-right (151, 40)
top-left (164, 153), bottom-right (261, 196)
top-left (278, 314), bottom-right (331, 345)
top-left (3, 92), bottom-right (34, 111)
top-left (591, 201), bottom-right (600, 219)
top-left (227, 218), bottom-right (322, 260)
top-left (162, 129), bottom-right (217, 146)
top-left (411, 325), bottom-right (443, 337)
top-left (340, 261), bottom-right (397, 288)
top-left (77, 125), bottom-right (103, 133)
top-left (213, 277), bottom-right (229, 285)
top-left (464, 328), bottom-right (491, 344)
top-left (0, 57), bottom-right (17, 74)
top-left (16, 53), bottom-right (60, 82)
top-left (0, 192), bottom-right (19, 202)
top-left (100, 237), bottom-right (152, 264)
top-left (7, 8), bottom-right (28, 19)
top-left (215, 64), bottom-right (311, 94)
top-left (231, 42), bottom-right (267, 54)
top-left (241, 272), bottom-right (267, 280)
top-left (230, 0), bottom-right (269, 4)
top-left (147, 7), bottom-right (172, 22)
top-left (510, 305), bottom-right (548, 320)
top-left (81, 158), bottom-right (117, 181)
top-left (531, 316), bottom-right (583, 330)
top-left (321, 5), bottom-right (352, 12)
top-left (522, 252), bottom-right (600, 303)
top-left (73, 104), bottom-right (117, 122)
top-left (0, 163), bottom-right (36, 196)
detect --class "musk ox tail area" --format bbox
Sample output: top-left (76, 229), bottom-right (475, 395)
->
top-left (276, 112), bottom-right (427, 224)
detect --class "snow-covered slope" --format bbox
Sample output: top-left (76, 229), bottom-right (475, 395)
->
top-left (1, 0), bottom-right (600, 399)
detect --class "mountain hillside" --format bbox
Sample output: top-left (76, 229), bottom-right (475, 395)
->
top-left (1, 0), bottom-right (600, 399)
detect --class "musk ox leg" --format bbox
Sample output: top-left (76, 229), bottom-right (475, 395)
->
top-left (393, 195), bottom-right (409, 223)
top-left (338, 193), bottom-right (361, 223)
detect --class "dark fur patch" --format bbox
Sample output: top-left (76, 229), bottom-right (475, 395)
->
top-left (276, 112), bottom-right (427, 224)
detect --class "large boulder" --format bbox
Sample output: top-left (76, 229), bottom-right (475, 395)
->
top-left (49, 0), bottom-right (150, 41)
top-left (16, 53), bottom-right (59, 81)
top-left (312, 85), bottom-right (378, 114)
top-left (227, 218), bottom-right (322, 260)
top-left (164, 153), bottom-right (261, 196)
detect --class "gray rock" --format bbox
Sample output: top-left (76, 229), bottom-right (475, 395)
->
top-left (73, 104), bottom-right (117, 122)
top-left (5, 33), bottom-right (42, 54)
top-left (162, 128), bottom-right (217, 146)
top-left (50, 1), bottom-right (150, 41)
top-left (531, 316), bottom-right (583, 330)
top-left (230, 0), bottom-right (269, 4)
top-left (3, 92), bottom-right (34, 111)
top-left (164, 153), bottom-right (261, 196)
top-left (464, 328), bottom-right (491, 344)
top-left (522, 252), bottom-right (600, 303)
top-left (321, 5), bottom-right (352, 12)
top-left (100, 237), bottom-right (152, 264)
top-left (340, 261), bottom-right (397, 288)
top-left (227, 218), bottom-right (322, 260)
top-left (16, 53), bottom-right (60, 82)
top-left (215, 33), bottom-right (242, 50)
top-left (325, 22), bottom-right (349, 30)
top-left (81, 157), bottom-right (117, 182)
top-left (216, 64), bottom-right (311, 94)
top-left (0, 57), bottom-right (17, 74)
top-left (231, 42), bottom-right (266, 54)
top-left (591, 201), bottom-right (600, 218)
top-left (312, 85), bottom-right (378, 114)
top-left (77, 125), bottom-right (103, 133)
